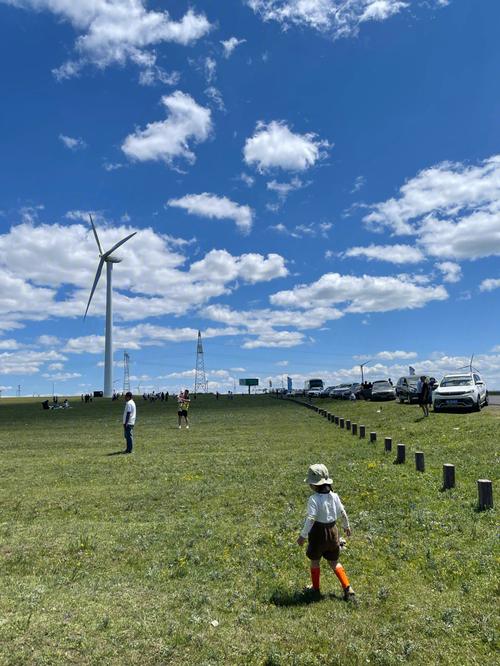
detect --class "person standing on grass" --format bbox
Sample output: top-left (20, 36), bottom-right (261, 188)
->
top-left (177, 389), bottom-right (190, 429)
top-left (418, 376), bottom-right (430, 417)
top-left (123, 391), bottom-right (136, 453)
top-left (297, 464), bottom-right (355, 601)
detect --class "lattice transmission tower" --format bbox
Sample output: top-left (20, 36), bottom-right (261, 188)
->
top-left (123, 351), bottom-right (130, 393)
top-left (194, 330), bottom-right (208, 394)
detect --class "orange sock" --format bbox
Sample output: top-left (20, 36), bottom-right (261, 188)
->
top-left (334, 563), bottom-right (350, 589)
top-left (310, 567), bottom-right (320, 590)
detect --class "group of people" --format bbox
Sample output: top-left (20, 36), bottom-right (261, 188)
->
top-left (121, 389), bottom-right (191, 453)
top-left (120, 393), bottom-right (354, 601)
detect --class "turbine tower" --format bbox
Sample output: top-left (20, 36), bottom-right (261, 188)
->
top-left (84, 215), bottom-right (136, 397)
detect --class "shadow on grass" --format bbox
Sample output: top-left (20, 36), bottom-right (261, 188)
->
top-left (106, 450), bottom-right (127, 456)
top-left (270, 588), bottom-right (342, 607)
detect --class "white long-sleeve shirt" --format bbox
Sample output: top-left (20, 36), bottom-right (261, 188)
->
top-left (300, 491), bottom-right (350, 538)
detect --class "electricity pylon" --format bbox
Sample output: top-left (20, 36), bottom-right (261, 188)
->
top-left (123, 351), bottom-right (130, 393)
top-left (194, 330), bottom-right (208, 394)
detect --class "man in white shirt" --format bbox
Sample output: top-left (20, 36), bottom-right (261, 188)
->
top-left (123, 391), bottom-right (136, 454)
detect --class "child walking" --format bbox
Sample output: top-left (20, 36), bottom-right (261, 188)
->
top-left (297, 463), bottom-right (355, 600)
top-left (177, 389), bottom-right (190, 429)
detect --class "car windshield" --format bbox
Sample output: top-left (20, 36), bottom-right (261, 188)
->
top-left (441, 376), bottom-right (473, 387)
top-left (373, 381), bottom-right (392, 390)
top-left (407, 378), bottom-right (418, 386)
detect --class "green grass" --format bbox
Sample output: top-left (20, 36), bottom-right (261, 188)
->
top-left (0, 395), bottom-right (498, 665)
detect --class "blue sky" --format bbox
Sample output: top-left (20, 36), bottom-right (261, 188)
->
top-left (1, 0), bottom-right (500, 396)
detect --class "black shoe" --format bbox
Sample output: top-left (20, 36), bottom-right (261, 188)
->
top-left (343, 586), bottom-right (356, 601)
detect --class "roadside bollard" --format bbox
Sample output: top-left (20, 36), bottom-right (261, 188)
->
top-left (346, 419), bottom-right (351, 430)
top-left (415, 451), bottom-right (425, 472)
top-left (442, 464), bottom-right (455, 489)
top-left (339, 418), bottom-right (345, 429)
top-left (352, 423), bottom-right (358, 436)
top-left (477, 479), bottom-right (493, 510)
top-left (395, 443), bottom-right (406, 464)
top-left (384, 437), bottom-right (392, 452)
top-left (334, 416), bottom-right (339, 425)
top-left (359, 425), bottom-right (365, 438)
top-left (370, 431), bottom-right (377, 443)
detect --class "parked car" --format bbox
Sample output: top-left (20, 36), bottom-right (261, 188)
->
top-left (320, 386), bottom-right (336, 397)
top-left (330, 383), bottom-right (352, 399)
top-left (307, 387), bottom-right (323, 398)
top-left (395, 376), bottom-right (420, 403)
top-left (370, 380), bottom-right (396, 401)
top-left (433, 372), bottom-right (488, 412)
top-left (338, 383), bottom-right (361, 399)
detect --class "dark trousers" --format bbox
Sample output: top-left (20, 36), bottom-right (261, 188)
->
top-left (124, 424), bottom-right (134, 453)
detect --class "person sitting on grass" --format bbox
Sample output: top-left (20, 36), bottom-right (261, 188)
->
top-left (177, 389), bottom-right (190, 429)
top-left (297, 463), bottom-right (355, 601)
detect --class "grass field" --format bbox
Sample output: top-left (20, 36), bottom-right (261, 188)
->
top-left (0, 395), bottom-right (498, 665)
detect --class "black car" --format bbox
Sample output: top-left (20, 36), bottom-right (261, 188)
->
top-left (396, 375), bottom-right (439, 404)
top-left (370, 380), bottom-right (396, 401)
top-left (395, 376), bottom-right (420, 403)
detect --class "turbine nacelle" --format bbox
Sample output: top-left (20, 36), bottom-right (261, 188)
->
top-left (105, 255), bottom-right (122, 263)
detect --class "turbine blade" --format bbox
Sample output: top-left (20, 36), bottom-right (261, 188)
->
top-left (89, 214), bottom-right (103, 256)
top-left (103, 231), bottom-right (137, 259)
top-left (84, 257), bottom-right (105, 319)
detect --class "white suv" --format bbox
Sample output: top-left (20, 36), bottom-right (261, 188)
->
top-left (433, 372), bottom-right (488, 412)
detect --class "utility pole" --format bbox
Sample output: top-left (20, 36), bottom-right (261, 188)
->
top-left (17, 384), bottom-right (21, 397)
top-left (194, 330), bottom-right (208, 394)
top-left (123, 351), bottom-right (130, 393)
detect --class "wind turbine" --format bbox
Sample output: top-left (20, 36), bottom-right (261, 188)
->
top-left (84, 215), bottom-right (136, 397)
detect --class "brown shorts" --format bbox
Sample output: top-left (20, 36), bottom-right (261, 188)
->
top-left (306, 522), bottom-right (340, 561)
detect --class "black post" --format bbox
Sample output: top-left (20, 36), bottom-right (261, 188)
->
top-left (370, 431), bottom-right (377, 443)
top-left (352, 423), bottom-right (358, 436)
top-left (415, 451), bottom-right (425, 472)
top-left (442, 464), bottom-right (455, 489)
top-left (395, 443), bottom-right (406, 464)
top-left (339, 418), bottom-right (345, 429)
top-left (359, 425), bottom-right (365, 438)
top-left (384, 437), bottom-right (392, 452)
top-left (346, 420), bottom-right (351, 431)
top-left (477, 479), bottom-right (493, 510)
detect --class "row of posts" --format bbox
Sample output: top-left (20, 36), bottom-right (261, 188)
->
top-left (298, 401), bottom-right (493, 511)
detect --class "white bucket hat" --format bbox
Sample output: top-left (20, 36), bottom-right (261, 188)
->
top-left (305, 463), bottom-right (332, 486)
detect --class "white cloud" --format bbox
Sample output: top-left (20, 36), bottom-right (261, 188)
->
top-left (351, 176), bottom-right (366, 193)
top-left (364, 155), bottom-right (500, 249)
top-left (204, 56), bottom-right (217, 83)
top-left (479, 278), bottom-right (500, 293)
top-left (270, 220), bottom-right (332, 238)
top-left (59, 134), bottom-right (86, 150)
top-left (205, 86), bottom-right (225, 111)
top-left (121, 92), bottom-right (212, 167)
top-left (243, 120), bottom-right (329, 172)
top-left (42, 371), bottom-right (81, 381)
top-left (267, 176), bottom-right (308, 205)
top-left (3, 2), bottom-right (212, 79)
top-left (435, 261), bottom-right (462, 284)
top-left (0, 349), bottom-right (66, 375)
top-left (344, 244), bottom-right (425, 264)
top-left (168, 193), bottom-right (254, 233)
top-left (221, 36), bottom-right (246, 57)
top-left (247, 1), bottom-right (436, 38)
top-left (0, 222), bottom-right (288, 326)
top-left (239, 173), bottom-right (255, 187)
top-left (374, 350), bottom-right (417, 360)
top-left (37, 335), bottom-right (61, 346)
top-left (242, 330), bottom-right (305, 349)
top-left (270, 272), bottom-right (448, 313)
top-left (0, 339), bottom-right (20, 350)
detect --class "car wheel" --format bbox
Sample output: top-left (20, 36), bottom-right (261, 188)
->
top-left (474, 397), bottom-right (481, 412)
top-left (399, 397), bottom-right (405, 404)
top-left (484, 393), bottom-right (489, 406)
